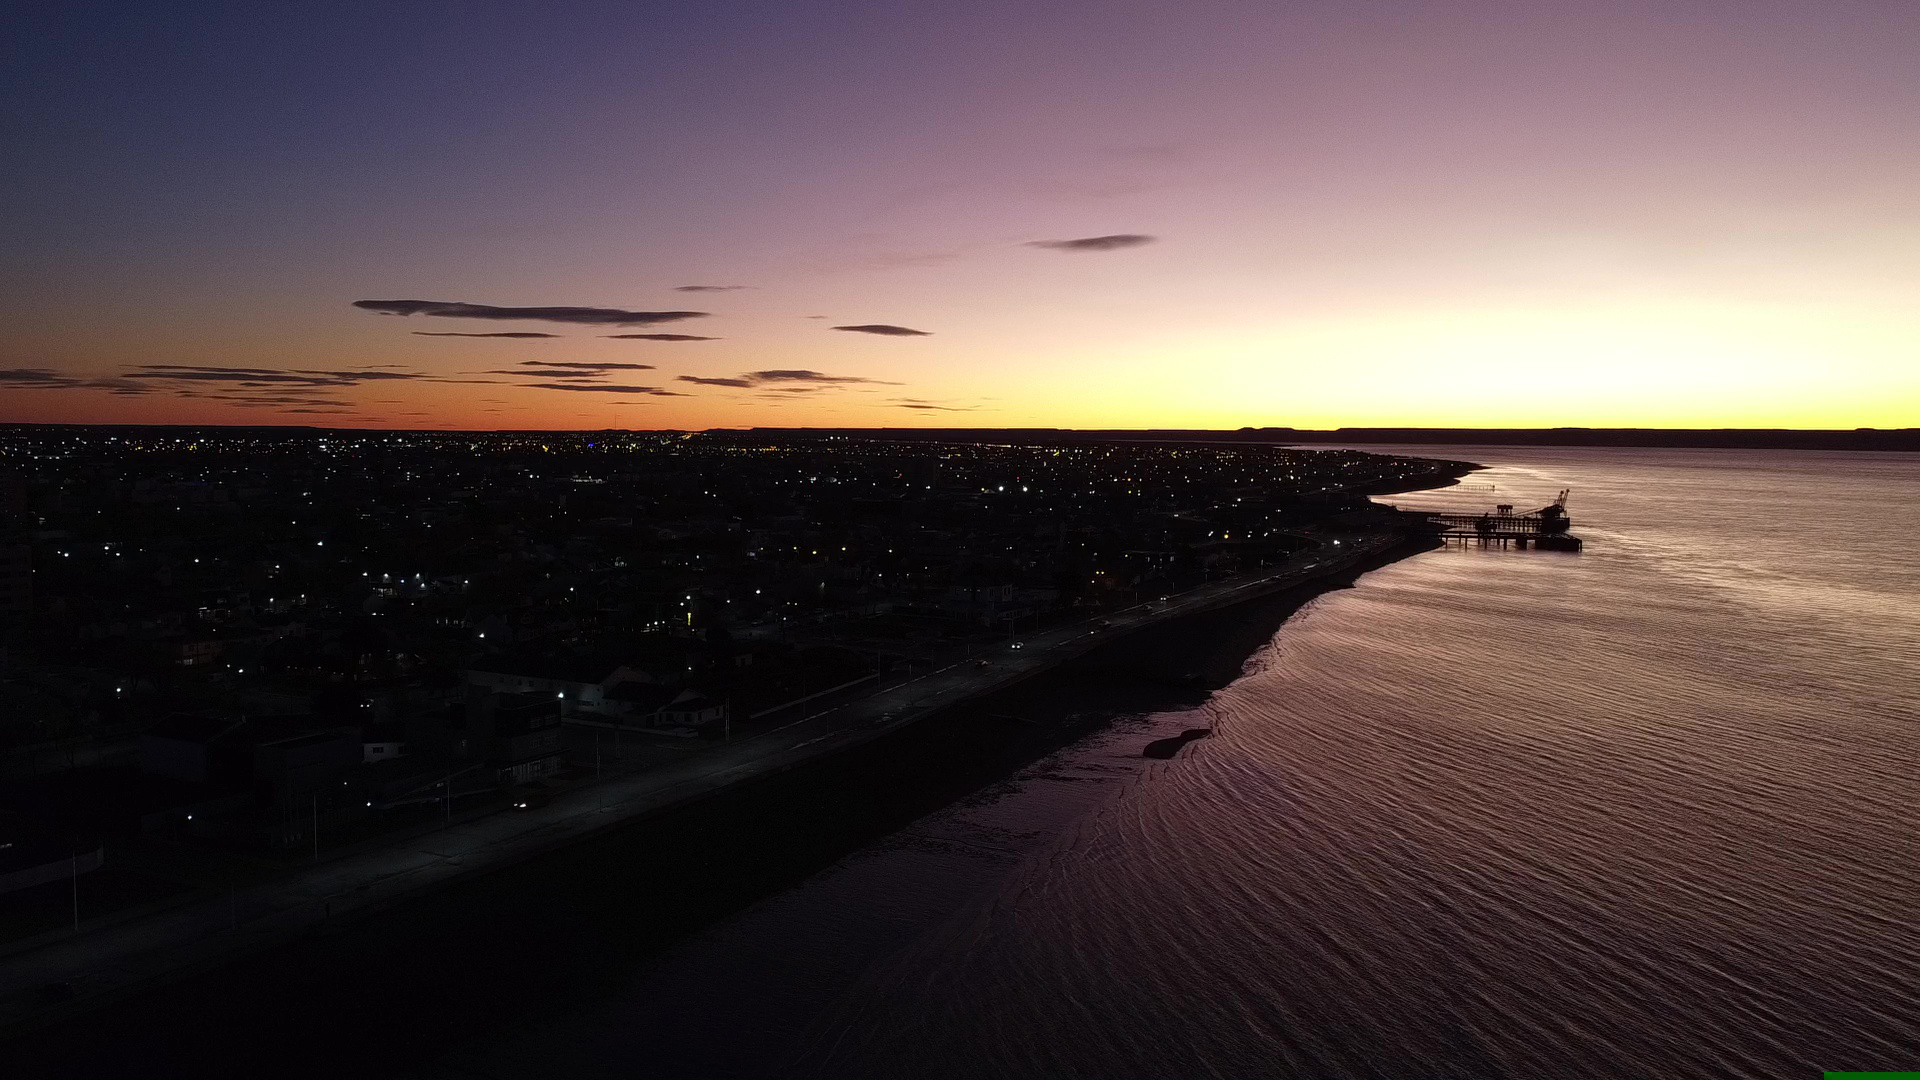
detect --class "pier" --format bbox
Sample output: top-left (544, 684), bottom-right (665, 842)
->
top-left (1416, 490), bottom-right (1584, 551)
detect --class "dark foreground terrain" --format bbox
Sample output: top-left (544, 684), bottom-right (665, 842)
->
top-left (4, 541), bottom-right (1427, 1080)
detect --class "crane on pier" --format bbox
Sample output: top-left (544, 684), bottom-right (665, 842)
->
top-left (1414, 489), bottom-right (1581, 550)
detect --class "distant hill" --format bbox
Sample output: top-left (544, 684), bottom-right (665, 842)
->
top-left (731, 427), bottom-right (1920, 452)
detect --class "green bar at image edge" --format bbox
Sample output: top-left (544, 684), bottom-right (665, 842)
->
top-left (1825, 1073), bottom-right (1920, 1078)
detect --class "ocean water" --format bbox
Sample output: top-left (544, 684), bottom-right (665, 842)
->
top-left (445, 447), bottom-right (1920, 1080)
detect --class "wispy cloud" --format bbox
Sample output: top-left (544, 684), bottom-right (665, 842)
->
top-left (59, 364), bottom-right (477, 415)
top-left (603, 333), bottom-right (719, 341)
top-left (672, 285), bottom-right (748, 293)
top-left (411, 331), bottom-right (559, 338)
top-left (522, 382), bottom-right (682, 395)
top-left (354, 299), bottom-right (708, 327)
top-left (832, 324), bottom-right (931, 337)
top-left (476, 370), bottom-right (589, 378)
top-left (677, 369), bottom-right (899, 390)
top-left (126, 365), bottom-right (432, 388)
top-left (132, 365), bottom-right (286, 376)
top-left (887, 397), bottom-right (978, 411)
top-left (221, 395), bottom-right (354, 408)
top-left (748, 369), bottom-right (897, 384)
top-left (0, 368), bottom-right (156, 395)
top-left (1, 368), bottom-right (89, 388)
top-left (1024, 233), bottom-right (1156, 252)
top-left (516, 361), bottom-right (657, 371)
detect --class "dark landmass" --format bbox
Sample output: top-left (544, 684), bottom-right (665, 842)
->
top-left (0, 535), bottom-right (1435, 1080)
top-left (733, 427), bottom-right (1920, 451)
top-left (0, 425), bottom-right (1460, 1053)
top-left (1268, 427), bottom-right (1920, 451)
top-left (5, 423), bottom-right (1915, 452)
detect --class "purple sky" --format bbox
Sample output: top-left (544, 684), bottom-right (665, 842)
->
top-left (4, 1), bottom-right (1916, 428)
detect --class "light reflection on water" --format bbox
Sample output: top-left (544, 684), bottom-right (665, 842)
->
top-left (454, 448), bottom-right (1920, 1080)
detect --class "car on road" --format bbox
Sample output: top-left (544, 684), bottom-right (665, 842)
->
top-left (511, 787), bottom-right (552, 811)
top-left (1008, 641), bottom-right (1024, 650)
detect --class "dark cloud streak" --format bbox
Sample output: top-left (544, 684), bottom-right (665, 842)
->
top-left (522, 382), bottom-right (680, 395)
top-left (0, 368), bottom-right (158, 395)
top-left (1025, 233), bottom-right (1156, 252)
top-left (516, 361), bottom-right (657, 371)
top-left (1, 368), bottom-right (87, 388)
top-left (748, 369), bottom-right (896, 384)
top-left (831, 324), bottom-right (931, 336)
top-left (354, 300), bottom-right (708, 327)
top-left (676, 369), bottom-right (900, 391)
top-left (411, 332), bottom-right (559, 338)
top-left (126, 365), bottom-right (432, 388)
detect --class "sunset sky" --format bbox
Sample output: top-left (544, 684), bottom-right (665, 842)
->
top-left (4, 1), bottom-right (1917, 430)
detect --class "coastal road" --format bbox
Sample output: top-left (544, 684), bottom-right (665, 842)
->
top-left (0, 526), bottom-right (1400, 1035)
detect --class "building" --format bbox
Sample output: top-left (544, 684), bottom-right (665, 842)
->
top-left (485, 692), bottom-right (566, 784)
top-left (658, 690), bottom-right (727, 729)
top-left (361, 720), bottom-right (406, 763)
top-left (466, 655), bottom-right (647, 715)
top-left (466, 641), bottom-right (706, 717)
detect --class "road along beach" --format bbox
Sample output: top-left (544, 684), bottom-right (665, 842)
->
top-left (2, 509), bottom-right (1456, 1076)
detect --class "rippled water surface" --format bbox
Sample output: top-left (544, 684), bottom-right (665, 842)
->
top-left (453, 448), bottom-right (1920, 1080)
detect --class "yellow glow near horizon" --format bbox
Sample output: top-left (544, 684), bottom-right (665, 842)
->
top-left (975, 298), bottom-right (1919, 431)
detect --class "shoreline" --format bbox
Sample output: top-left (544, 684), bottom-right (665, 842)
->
top-left (1, 483), bottom-right (1466, 1068)
top-left (2, 531), bottom-right (1445, 1076)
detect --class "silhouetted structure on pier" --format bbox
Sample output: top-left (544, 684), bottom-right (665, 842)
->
top-left (1418, 490), bottom-right (1583, 551)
